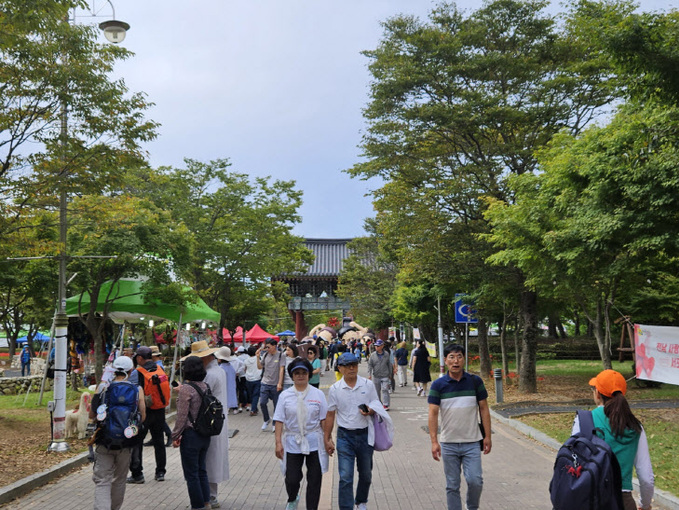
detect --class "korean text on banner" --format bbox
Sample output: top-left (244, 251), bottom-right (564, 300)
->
top-left (634, 324), bottom-right (679, 386)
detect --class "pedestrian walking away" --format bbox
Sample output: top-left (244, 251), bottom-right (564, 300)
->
top-left (171, 356), bottom-right (212, 510)
top-left (274, 357), bottom-right (329, 510)
top-left (411, 341), bottom-right (432, 396)
top-left (128, 346), bottom-right (170, 484)
top-left (573, 369), bottom-right (654, 510)
top-left (324, 352), bottom-right (383, 510)
top-left (394, 341), bottom-right (409, 387)
top-left (184, 340), bottom-right (230, 508)
top-left (428, 343), bottom-right (491, 510)
top-left (89, 356), bottom-right (146, 510)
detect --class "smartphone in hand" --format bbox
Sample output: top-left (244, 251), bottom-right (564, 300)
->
top-left (358, 404), bottom-right (369, 413)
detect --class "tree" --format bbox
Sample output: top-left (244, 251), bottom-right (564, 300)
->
top-left (486, 103), bottom-right (679, 369)
top-left (348, 0), bottom-right (617, 390)
top-left (66, 193), bottom-right (189, 380)
top-left (0, 0), bottom-right (157, 236)
top-left (131, 159), bottom-right (313, 334)
top-left (336, 220), bottom-right (398, 330)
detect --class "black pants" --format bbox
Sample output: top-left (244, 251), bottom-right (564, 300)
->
top-left (130, 408), bottom-right (167, 477)
top-left (285, 451), bottom-right (322, 510)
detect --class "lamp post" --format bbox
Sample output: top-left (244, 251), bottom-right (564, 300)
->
top-left (48, 2), bottom-right (130, 453)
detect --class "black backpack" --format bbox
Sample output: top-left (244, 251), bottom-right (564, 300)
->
top-left (549, 410), bottom-right (624, 510)
top-left (187, 382), bottom-right (225, 437)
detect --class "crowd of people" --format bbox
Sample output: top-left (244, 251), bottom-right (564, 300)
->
top-left (84, 325), bottom-right (655, 510)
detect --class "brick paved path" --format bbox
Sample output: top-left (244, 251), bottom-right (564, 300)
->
top-left (3, 364), bottom-right (672, 509)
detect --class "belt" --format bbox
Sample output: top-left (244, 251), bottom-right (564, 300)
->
top-left (338, 426), bottom-right (368, 435)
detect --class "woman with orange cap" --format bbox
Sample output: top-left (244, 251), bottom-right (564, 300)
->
top-left (574, 369), bottom-right (654, 510)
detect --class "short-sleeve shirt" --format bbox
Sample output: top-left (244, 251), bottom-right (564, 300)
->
top-left (309, 358), bottom-right (321, 385)
top-left (272, 385), bottom-right (328, 453)
top-left (428, 372), bottom-right (488, 443)
top-left (261, 350), bottom-right (285, 386)
top-left (327, 375), bottom-right (378, 430)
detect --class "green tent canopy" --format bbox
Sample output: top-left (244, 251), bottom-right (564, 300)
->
top-left (65, 279), bottom-right (220, 324)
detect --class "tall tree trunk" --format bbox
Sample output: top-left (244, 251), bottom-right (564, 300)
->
top-left (513, 317), bottom-right (520, 373)
top-left (574, 311), bottom-right (581, 337)
top-left (557, 320), bottom-right (567, 339)
top-left (500, 311), bottom-right (509, 384)
top-left (519, 289), bottom-right (539, 393)
top-left (477, 319), bottom-right (492, 380)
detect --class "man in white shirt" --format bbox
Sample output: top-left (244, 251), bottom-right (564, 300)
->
top-left (324, 353), bottom-right (379, 510)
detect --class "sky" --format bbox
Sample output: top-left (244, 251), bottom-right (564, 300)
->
top-left (86, 0), bottom-right (677, 239)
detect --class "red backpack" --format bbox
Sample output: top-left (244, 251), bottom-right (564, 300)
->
top-left (137, 365), bottom-right (171, 410)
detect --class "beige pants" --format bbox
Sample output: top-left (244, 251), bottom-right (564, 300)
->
top-left (92, 444), bottom-right (132, 510)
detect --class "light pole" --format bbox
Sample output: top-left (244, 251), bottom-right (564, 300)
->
top-left (48, 1), bottom-right (130, 453)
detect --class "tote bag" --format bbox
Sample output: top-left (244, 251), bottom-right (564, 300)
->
top-left (373, 414), bottom-right (393, 451)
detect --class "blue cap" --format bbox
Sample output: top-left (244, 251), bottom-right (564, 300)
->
top-left (374, 339), bottom-right (384, 346)
top-left (337, 352), bottom-right (359, 366)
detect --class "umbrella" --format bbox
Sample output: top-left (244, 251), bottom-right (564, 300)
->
top-left (65, 278), bottom-right (220, 324)
top-left (276, 330), bottom-right (296, 337)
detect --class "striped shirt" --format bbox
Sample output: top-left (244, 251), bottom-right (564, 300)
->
top-left (428, 372), bottom-right (487, 443)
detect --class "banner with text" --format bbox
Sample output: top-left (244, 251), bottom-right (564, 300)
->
top-left (634, 324), bottom-right (679, 386)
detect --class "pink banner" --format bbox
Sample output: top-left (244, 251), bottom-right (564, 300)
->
top-left (634, 324), bottom-right (679, 386)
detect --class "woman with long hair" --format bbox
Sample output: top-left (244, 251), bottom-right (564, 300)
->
top-left (273, 357), bottom-right (328, 510)
top-left (574, 370), bottom-right (654, 510)
top-left (172, 356), bottom-right (211, 510)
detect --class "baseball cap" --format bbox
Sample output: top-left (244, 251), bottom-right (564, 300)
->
top-left (287, 357), bottom-right (312, 377)
top-left (337, 352), bottom-right (360, 366)
top-left (112, 356), bottom-right (134, 372)
top-left (589, 369), bottom-right (627, 397)
top-left (135, 346), bottom-right (152, 359)
top-left (374, 339), bottom-right (384, 346)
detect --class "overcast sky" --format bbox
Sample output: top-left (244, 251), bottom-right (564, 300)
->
top-left (94, 0), bottom-right (676, 239)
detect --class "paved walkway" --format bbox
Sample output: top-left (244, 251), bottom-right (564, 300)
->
top-left (2, 365), bottom-right (676, 509)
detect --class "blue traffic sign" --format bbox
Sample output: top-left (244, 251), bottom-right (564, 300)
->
top-left (455, 293), bottom-right (478, 324)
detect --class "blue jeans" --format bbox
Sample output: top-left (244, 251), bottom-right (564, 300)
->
top-left (245, 379), bottom-right (261, 411)
top-left (179, 427), bottom-right (211, 509)
top-left (441, 442), bottom-right (483, 510)
top-left (21, 362), bottom-right (30, 376)
top-left (259, 383), bottom-right (279, 422)
top-left (336, 427), bottom-right (373, 510)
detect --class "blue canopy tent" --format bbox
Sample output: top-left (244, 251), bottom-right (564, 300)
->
top-left (276, 330), bottom-right (296, 337)
top-left (16, 332), bottom-right (51, 344)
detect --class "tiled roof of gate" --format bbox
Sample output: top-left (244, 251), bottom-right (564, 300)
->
top-left (286, 238), bottom-right (353, 278)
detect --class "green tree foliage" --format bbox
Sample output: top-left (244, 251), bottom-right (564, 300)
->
top-left (336, 221), bottom-right (398, 330)
top-left (487, 103), bottom-right (679, 369)
top-left (133, 159), bottom-right (313, 334)
top-left (348, 0), bottom-right (616, 390)
top-left (0, 0), bottom-right (157, 235)
top-left (66, 194), bottom-right (189, 380)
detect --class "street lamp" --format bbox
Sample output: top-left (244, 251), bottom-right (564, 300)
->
top-left (48, 2), bottom-right (130, 453)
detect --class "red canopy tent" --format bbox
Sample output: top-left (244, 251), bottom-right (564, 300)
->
top-left (222, 328), bottom-right (232, 341)
top-left (235, 324), bottom-right (278, 344)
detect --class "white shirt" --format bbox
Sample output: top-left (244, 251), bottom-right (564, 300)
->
top-left (273, 385), bottom-right (328, 454)
top-left (243, 356), bottom-right (260, 382)
top-left (327, 375), bottom-right (378, 430)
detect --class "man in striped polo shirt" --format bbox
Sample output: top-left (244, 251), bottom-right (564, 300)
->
top-left (428, 343), bottom-right (492, 510)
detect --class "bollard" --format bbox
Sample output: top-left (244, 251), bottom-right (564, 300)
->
top-left (493, 368), bottom-right (503, 404)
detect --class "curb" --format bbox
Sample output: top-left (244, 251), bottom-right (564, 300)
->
top-left (0, 450), bottom-right (91, 506)
top-left (0, 411), bottom-right (177, 508)
top-left (490, 408), bottom-right (679, 510)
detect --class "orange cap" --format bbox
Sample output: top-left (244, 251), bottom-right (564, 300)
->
top-left (589, 369), bottom-right (626, 397)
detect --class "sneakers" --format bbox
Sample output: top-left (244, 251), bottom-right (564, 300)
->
top-left (285, 494), bottom-right (300, 509)
top-left (126, 475), bottom-right (145, 484)
top-left (249, 410), bottom-right (258, 416)
top-left (261, 419), bottom-right (271, 431)
top-left (383, 405), bottom-right (390, 411)
top-left (355, 503), bottom-right (368, 510)
top-left (417, 387), bottom-right (423, 396)
top-left (155, 473), bottom-right (165, 482)
top-left (209, 496), bottom-right (220, 508)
